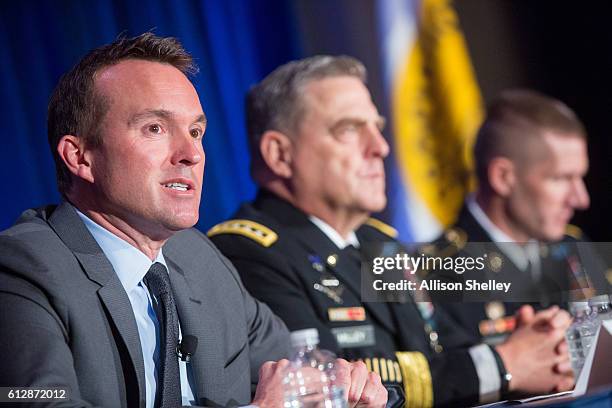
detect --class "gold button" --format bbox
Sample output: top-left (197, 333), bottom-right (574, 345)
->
top-left (327, 254), bottom-right (338, 266)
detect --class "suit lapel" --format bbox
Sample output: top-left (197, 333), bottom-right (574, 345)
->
top-left (164, 244), bottom-right (225, 404)
top-left (48, 202), bottom-right (146, 407)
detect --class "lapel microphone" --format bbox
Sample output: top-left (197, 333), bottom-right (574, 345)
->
top-left (177, 335), bottom-right (198, 363)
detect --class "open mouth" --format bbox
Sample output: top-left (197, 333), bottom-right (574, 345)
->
top-left (164, 182), bottom-right (190, 191)
top-left (161, 178), bottom-right (195, 192)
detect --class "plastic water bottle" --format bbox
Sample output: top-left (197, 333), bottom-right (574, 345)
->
top-left (566, 301), bottom-right (592, 377)
top-left (575, 296), bottom-right (606, 365)
top-left (283, 328), bottom-right (346, 408)
top-left (588, 295), bottom-right (612, 324)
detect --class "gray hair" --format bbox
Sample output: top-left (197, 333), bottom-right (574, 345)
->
top-left (245, 55), bottom-right (367, 173)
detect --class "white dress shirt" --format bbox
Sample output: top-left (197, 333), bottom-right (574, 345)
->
top-left (308, 216), bottom-right (359, 249)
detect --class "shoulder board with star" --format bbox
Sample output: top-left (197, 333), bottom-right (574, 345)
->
top-left (207, 219), bottom-right (278, 247)
top-left (565, 224), bottom-right (584, 240)
top-left (364, 218), bottom-right (398, 238)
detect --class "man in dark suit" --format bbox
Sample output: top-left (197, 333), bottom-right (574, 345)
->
top-left (210, 56), bottom-right (574, 407)
top-left (0, 34), bottom-right (387, 408)
top-left (427, 90), bottom-right (611, 344)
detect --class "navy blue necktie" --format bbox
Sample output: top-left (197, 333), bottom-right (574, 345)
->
top-left (144, 262), bottom-right (181, 408)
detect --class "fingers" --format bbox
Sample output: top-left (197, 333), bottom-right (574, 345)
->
top-left (257, 359), bottom-right (290, 384)
top-left (554, 359), bottom-right (573, 375)
top-left (258, 358), bottom-right (388, 408)
top-left (258, 360), bottom-right (277, 377)
top-left (355, 372), bottom-right (387, 408)
top-left (334, 358), bottom-right (352, 399)
top-left (556, 339), bottom-right (569, 355)
top-left (252, 359), bottom-right (291, 407)
top-left (532, 306), bottom-right (570, 334)
top-left (532, 305), bottom-right (560, 325)
top-left (552, 341), bottom-right (572, 376)
top-left (515, 304), bottom-right (535, 327)
top-left (554, 375), bottom-right (575, 392)
top-left (338, 360), bottom-right (388, 408)
top-left (548, 309), bottom-right (571, 330)
top-left (258, 359), bottom-right (289, 375)
top-left (347, 361), bottom-right (368, 407)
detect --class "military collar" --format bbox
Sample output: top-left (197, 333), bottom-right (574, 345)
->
top-left (466, 196), bottom-right (540, 274)
top-left (309, 215), bottom-right (359, 249)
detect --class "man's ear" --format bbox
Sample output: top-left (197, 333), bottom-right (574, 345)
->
top-left (260, 130), bottom-right (293, 178)
top-left (488, 157), bottom-right (516, 197)
top-left (57, 135), bottom-right (95, 183)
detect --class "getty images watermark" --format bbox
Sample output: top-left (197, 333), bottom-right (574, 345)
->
top-left (359, 241), bottom-right (607, 303)
top-left (370, 252), bottom-right (510, 293)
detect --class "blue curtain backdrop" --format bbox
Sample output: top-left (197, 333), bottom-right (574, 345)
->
top-left (0, 0), bottom-right (302, 232)
top-left (3, 1), bottom-right (609, 240)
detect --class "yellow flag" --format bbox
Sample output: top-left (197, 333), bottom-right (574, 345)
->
top-left (392, 0), bottom-right (483, 231)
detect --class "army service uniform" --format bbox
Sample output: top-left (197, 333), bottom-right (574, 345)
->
top-left (426, 205), bottom-right (611, 344)
top-left (210, 190), bottom-right (501, 407)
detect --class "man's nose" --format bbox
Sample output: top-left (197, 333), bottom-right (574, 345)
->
top-left (171, 131), bottom-right (203, 166)
top-left (365, 125), bottom-right (390, 158)
top-left (569, 178), bottom-right (590, 210)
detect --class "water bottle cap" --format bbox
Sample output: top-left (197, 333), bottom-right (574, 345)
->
top-left (290, 328), bottom-right (319, 348)
top-left (588, 295), bottom-right (610, 306)
top-left (569, 301), bottom-right (590, 313)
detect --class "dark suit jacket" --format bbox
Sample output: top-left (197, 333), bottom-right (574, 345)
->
top-left (210, 190), bottom-right (483, 407)
top-left (0, 202), bottom-right (289, 407)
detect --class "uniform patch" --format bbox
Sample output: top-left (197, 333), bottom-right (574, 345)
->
top-left (331, 325), bottom-right (375, 348)
top-left (328, 307), bottom-right (366, 322)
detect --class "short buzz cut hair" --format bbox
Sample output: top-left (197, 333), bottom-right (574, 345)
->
top-left (474, 89), bottom-right (586, 186)
top-left (47, 32), bottom-right (198, 196)
top-left (245, 55), bottom-right (367, 174)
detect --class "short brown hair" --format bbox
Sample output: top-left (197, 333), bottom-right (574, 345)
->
top-left (474, 89), bottom-right (586, 186)
top-left (47, 32), bottom-right (197, 196)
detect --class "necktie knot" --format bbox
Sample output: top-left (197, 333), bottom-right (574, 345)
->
top-left (145, 262), bottom-right (172, 296)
